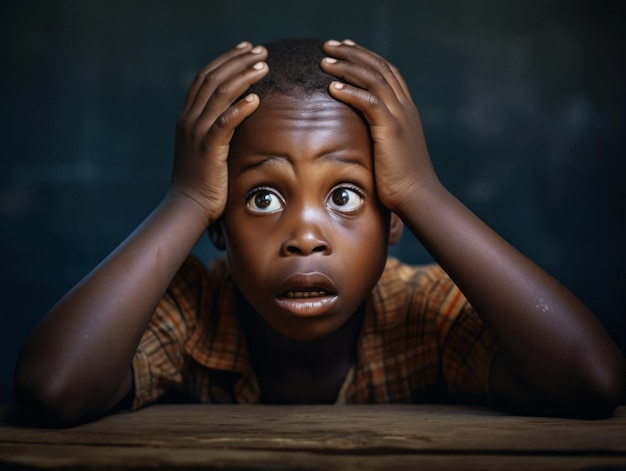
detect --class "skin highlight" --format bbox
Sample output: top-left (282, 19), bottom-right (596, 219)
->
top-left (222, 92), bottom-right (391, 403)
top-left (11, 38), bottom-right (624, 426)
top-left (224, 93), bottom-right (389, 341)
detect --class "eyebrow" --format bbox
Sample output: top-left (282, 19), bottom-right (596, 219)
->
top-left (237, 153), bottom-right (369, 176)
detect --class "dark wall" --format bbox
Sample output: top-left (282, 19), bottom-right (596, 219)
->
top-left (1, 0), bottom-right (625, 402)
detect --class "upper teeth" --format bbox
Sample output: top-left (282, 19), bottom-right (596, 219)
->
top-left (285, 290), bottom-right (328, 299)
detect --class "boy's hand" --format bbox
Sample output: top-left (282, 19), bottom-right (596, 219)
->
top-left (321, 40), bottom-right (437, 213)
top-left (171, 42), bottom-right (269, 225)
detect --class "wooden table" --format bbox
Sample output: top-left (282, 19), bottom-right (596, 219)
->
top-left (1, 404), bottom-right (625, 470)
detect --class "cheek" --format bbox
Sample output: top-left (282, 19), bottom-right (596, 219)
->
top-left (344, 205), bottom-right (389, 245)
top-left (356, 206), bottom-right (390, 257)
top-left (224, 235), bottom-right (265, 300)
top-left (222, 211), bottom-right (278, 277)
top-left (332, 207), bottom-right (390, 270)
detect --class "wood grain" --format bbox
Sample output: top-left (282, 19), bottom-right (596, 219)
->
top-left (1, 404), bottom-right (625, 470)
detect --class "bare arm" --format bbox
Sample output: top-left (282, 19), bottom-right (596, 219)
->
top-left (13, 42), bottom-right (269, 426)
top-left (398, 184), bottom-right (624, 417)
top-left (322, 39), bottom-right (624, 418)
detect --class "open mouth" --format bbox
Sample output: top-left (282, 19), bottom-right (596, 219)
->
top-left (275, 273), bottom-right (339, 316)
top-left (276, 272), bottom-right (337, 299)
top-left (283, 289), bottom-right (332, 299)
top-left (275, 290), bottom-right (338, 317)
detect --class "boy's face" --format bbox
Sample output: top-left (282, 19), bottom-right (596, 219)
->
top-left (222, 93), bottom-right (390, 341)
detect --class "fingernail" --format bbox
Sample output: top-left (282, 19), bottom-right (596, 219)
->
top-left (325, 57), bottom-right (337, 64)
top-left (327, 39), bottom-right (341, 46)
top-left (245, 93), bottom-right (256, 102)
top-left (251, 46), bottom-right (264, 54)
top-left (236, 41), bottom-right (250, 48)
top-left (333, 81), bottom-right (344, 89)
top-left (343, 39), bottom-right (356, 46)
top-left (252, 61), bottom-right (265, 70)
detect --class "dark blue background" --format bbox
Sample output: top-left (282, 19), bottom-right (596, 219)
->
top-left (1, 0), bottom-right (625, 403)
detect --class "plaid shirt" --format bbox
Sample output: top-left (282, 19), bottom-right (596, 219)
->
top-left (132, 256), bottom-right (497, 409)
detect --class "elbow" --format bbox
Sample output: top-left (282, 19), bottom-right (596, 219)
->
top-left (573, 387), bottom-right (623, 420)
top-left (13, 360), bottom-right (93, 427)
top-left (526, 351), bottom-right (626, 420)
top-left (567, 355), bottom-right (625, 419)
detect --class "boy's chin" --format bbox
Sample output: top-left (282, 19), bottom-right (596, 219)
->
top-left (263, 315), bottom-right (345, 342)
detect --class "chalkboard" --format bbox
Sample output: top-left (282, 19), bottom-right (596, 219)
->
top-left (1, 0), bottom-right (624, 403)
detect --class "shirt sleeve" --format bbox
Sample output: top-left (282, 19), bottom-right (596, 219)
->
top-left (131, 256), bottom-right (208, 410)
top-left (426, 267), bottom-right (498, 399)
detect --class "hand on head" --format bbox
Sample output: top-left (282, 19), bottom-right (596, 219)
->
top-left (170, 41), bottom-right (269, 226)
top-left (171, 38), bottom-right (435, 227)
top-left (321, 39), bottom-right (438, 213)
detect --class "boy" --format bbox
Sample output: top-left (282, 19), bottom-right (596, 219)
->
top-left (14, 38), bottom-right (624, 426)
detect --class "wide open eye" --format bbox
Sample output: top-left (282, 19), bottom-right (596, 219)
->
top-left (327, 186), bottom-right (364, 213)
top-left (246, 188), bottom-right (284, 214)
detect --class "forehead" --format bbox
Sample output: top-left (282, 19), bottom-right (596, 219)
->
top-left (229, 93), bottom-right (371, 164)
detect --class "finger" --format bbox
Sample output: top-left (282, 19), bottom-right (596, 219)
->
top-left (389, 63), bottom-right (412, 100)
top-left (183, 43), bottom-right (267, 117)
top-left (327, 81), bottom-right (395, 130)
top-left (181, 41), bottom-right (252, 113)
top-left (322, 40), bottom-right (408, 104)
top-left (202, 93), bottom-right (261, 156)
top-left (194, 60), bottom-right (268, 136)
top-left (188, 45), bottom-right (267, 119)
top-left (339, 40), bottom-right (407, 97)
top-left (321, 56), bottom-right (399, 108)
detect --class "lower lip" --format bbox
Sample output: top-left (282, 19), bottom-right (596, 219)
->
top-left (275, 295), bottom-right (339, 317)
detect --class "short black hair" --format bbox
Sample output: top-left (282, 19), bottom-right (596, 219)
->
top-left (248, 38), bottom-right (333, 98)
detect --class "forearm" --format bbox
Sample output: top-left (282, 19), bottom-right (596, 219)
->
top-left (14, 191), bottom-right (209, 424)
top-left (399, 182), bottom-right (624, 413)
top-left (13, 43), bottom-right (270, 426)
top-left (318, 39), bottom-right (623, 416)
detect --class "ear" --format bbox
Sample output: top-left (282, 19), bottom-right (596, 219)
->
top-left (208, 220), bottom-right (226, 251)
top-left (388, 212), bottom-right (403, 246)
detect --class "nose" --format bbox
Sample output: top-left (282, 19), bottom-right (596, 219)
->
top-left (280, 206), bottom-right (332, 257)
